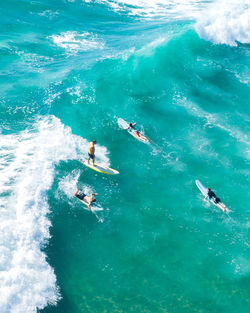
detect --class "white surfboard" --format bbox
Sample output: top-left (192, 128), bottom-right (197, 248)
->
top-left (75, 196), bottom-right (103, 212)
top-left (118, 118), bottom-right (149, 144)
top-left (118, 118), bottom-right (129, 129)
top-left (195, 180), bottom-right (229, 212)
top-left (82, 160), bottom-right (119, 175)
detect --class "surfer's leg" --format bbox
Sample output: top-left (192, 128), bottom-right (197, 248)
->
top-left (93, 155), bottom-right (95, 166)
top-left (134, 131), bottom-right (140, 138)
top-left (88, 153), bottom-right (94, 164)
top-left (221, 203), bottom-right (228, 212)
top-left (217, 202), bottom-right (226, 212)
top-left (218, 203), bottom-right (224, 211)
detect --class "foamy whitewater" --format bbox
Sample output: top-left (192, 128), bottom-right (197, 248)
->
top-left (0, 116), bottom-right (109, 312)
top-left (196, 0), bottom-right (250, 46)
top-left (1, 0), bottom-right (249, 312)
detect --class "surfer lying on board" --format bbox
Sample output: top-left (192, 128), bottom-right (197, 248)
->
top-left (88, 140), bottom-right (96, 166)
top-left (126, 123), bottom-right (148, 141)
top-left (204, 188), bottom-right (228, 212)
top-left (75, 189), bottom-right (98, 210)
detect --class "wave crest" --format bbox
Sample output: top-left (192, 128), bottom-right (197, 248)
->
top-left (196, 0), bottom-right (250, 46)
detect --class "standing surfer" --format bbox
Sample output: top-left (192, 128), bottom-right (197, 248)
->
top-left (88, 140), bottom-right (96, 166)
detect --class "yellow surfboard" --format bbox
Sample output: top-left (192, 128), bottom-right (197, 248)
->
top-left (82, 160), bottom-right (119, 175)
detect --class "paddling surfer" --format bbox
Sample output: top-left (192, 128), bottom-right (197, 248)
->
top-left (204, 187), bottom-right (228, 212)
top-left (127, 123), bottom-right (148, 141)
top-left (74, 189), bottom-right (98, 210)
top-left (88, 140), bottom-right (96, 165)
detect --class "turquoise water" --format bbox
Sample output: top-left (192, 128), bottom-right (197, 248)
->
top-left (0, 1), bottom-right (250, 313)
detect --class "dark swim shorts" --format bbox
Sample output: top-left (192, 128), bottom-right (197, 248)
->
top-left (88, 153), bottom-right (94, 159)
top-left (76, 192), bottom-right (86, 200)
top-left (214, 197), bottom-right (221, 204)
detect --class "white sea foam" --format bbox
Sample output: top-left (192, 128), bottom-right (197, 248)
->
top-left (0, 115), bottom-right (109, 313)
top-left (50, 31), bottom-right (105, 54)
top-left (58, 171), bottom-right (96, 199)
top-left (196, 0), bottom-right (250, 46)
top-left (83, 0), bottom-right (250, 46)
top-left (84, 0), bottom-right (208, 19)
top-left (58, 171), bottom-right (81, 199)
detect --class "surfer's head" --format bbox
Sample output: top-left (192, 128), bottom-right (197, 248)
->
top-left (129, 123), bottom-right (134, 128)
top-left (93, 140), bottom-right (97, 144)
top-left (207, 188), bottom-right (211, 191)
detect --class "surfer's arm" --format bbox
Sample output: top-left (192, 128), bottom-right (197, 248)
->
top-left (88, 198), bottom-right (93, 208)
top-left (88, 193), bottom-right (98, 207)
top-left (204, 194), bottom-right (208, 201)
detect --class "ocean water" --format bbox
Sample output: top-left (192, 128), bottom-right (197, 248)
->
top-left (0, 0), bottom-right (249, 312)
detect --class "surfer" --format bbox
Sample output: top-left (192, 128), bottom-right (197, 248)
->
top-left (88, 140), bottom-right (96, 166)
top-left (74, 189), bottom-right (98, 210)
top-left (204, 188), bottom-right (228, 212)
top-left (127, 123), bottom-right (148, 141)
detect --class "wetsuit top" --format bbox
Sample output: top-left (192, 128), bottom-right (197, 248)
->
top-left (208, 190), bottom-right (216, 199)
top-left (129, 124), bottom-right (138, 133)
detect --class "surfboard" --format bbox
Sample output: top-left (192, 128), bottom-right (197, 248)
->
top-left (82, 160), bottom-right (119, 175)
top-left (196, 180), bottom-right (208, 197)
top-left (118, 118), bottom-right (129, 130)
top-left (118, 118), bottom-right (149, 144)
top-left (195, 180), bottom-right (229, 212)
top-left (75, 196), bottom-right (103, 212)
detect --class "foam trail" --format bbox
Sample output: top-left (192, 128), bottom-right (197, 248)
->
top-left (196, 0), bottom-right (250, 46)
top-left (0, 115), bottom-right (109, 312)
